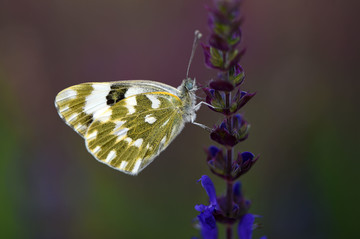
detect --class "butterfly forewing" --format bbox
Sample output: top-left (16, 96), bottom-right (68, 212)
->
top-left (85, 92), bottom-right (185, 175)
top-left (55, 83), bottom-right (114, 137)
top-left (55, 80), bottom-right (196, 175)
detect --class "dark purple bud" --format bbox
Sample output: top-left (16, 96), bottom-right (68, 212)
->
top-left (210, 125), bottom-right (238, 147)
top-left (209, 34), bottom-right (229, 51)
top-left (229, 64), bottom-right (245, 87)
top-left (230, 88), bottom-right (255, 113)
top-left (229, 17), bottom-right (244, 35)
top-left (238, 214), bottom-right (255, 239)
top-left (233, 181), bottom-right (251, 216)
top-left (220, 121), bottom-right (227, 129)
top-left (208, 7), bottom-right (229, 26)
top-left (209, 80), bottom-right (234, 91)
top-left (208, 145), bottom-right (220, 158)
top-left (202, 44), bottom-right (213, 69)
top-left (232, 151), bottom-right (259, 179)
top-left (202, 87), bottom-right (214, 105)
top-left (233, 181), bottom-right (242, 199)
top-left (208, 16), bottom-right (214, 31)
top-left (231, 114), bottom-right (250, 142)
top-left (234, 63), bottom-right (243, 76)
top-left (203, 87), bottom-right (229, 114)
top-left (210, 115), bottom-right (249, 147)
top-left (241, 152), bottom-right (254, 163)
top-left (227, 48), bottom-right (246, 69)
top-left (201, 44), bottom-right (225, 70)
top-left (205, 146), bottom-right (227, 177)
top-left (228, 27), bottom-right (242, 47)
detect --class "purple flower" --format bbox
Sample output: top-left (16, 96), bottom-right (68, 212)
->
top-left (209, 80), bottom-right (234, 91)
top-left (195, 175), bottom-right (218, 239)
top-left (203, 81), bottom-right (255, 116)
top-left (231, 89), bottom-right (256, 113)
top-left (198, 175), bottom-right (218, 206)
top-left (197, 207), bottom-right (218, 239)
top-left (209, 33), bottom-right (230, 51)
top-left (202, 44), bottom-right (226, 70)
top-left (195, 0), bottom-right (266, 238)
top-left (205, 146), bottom-right (227, 178)
top-left (209, 115), bottom-right (250, 147)
top-left (232, 151), bottom-right (259, 179)
top-left (229, 64), bottom-right (245, 87)
top-left (238, 214), bottom-right (267, 239)
top-left (238, 214), bottom-right (255, 239)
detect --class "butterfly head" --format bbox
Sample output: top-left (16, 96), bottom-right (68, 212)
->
top-left (183, 78), bottom-right (197, 92)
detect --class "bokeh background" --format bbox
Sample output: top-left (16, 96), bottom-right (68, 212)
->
top-left (0, 0), bottom-right (359, 238)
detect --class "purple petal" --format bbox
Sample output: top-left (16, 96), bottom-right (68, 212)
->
top-left (233, 181), bottom-right (242, 198)
top-left (241, 152), bottom-right (254, 163)
top-left (195, 204), bottom-right (207, 212)
top-left (208, 146), bottom-right (220, 157)
top-left (199, 175), bottom-right (217, 206)
top-left (210, 127), bottom-right (238, 147)
top-left (228, 48), bottom-right (246, 69)
top-left (209, 34), bottom-right (229, 51)
top-left (201, 43), bottom-right (225, 70)
top-left (201, 44), bottom-right (215, 69)
top-left (197, 209), bottom-right (218, 239)
top-left (209, 80), bottom-right (234, 91)
top-left (238, 214), bottom-right (254, 239)
top-left (231, 89), bottom-right (256, 112)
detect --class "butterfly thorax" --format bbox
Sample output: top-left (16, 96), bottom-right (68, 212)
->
top-left (177, 78), bottom-right (197, 123)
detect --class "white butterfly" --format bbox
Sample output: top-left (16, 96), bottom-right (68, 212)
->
top-left (55, 31), bottom-right (205, 175)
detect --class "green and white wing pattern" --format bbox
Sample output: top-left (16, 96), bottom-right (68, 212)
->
top-left (55, 83), bottom-right (98, 137)
top-left (55, 81), bottom-right (192, 175)
top-left (85, 92), bottom-right (184, 175)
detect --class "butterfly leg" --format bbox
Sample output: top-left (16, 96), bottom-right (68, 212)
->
top-left (191, 102), bottom-right (215, 131)
top-left (194, 101), bottom-right (214, 111)
top-left (192, 121), bottom-right (212, 132)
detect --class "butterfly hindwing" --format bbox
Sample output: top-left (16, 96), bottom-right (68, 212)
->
top-left (85, 92), bottom-right (185, 175)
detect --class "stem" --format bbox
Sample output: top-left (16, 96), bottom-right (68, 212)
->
top-left (225, 84), bottom-right (234, 239)
top-left (226, 145), bottom-right (233, 213)
top-left (226, 224), bottom-right (233, 239)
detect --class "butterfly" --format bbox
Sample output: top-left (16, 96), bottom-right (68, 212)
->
top-left (55, 31), bottom-right (204, 175)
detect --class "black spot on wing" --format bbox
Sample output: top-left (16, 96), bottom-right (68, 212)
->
top-left (106, 85), bottom-right (127, 106)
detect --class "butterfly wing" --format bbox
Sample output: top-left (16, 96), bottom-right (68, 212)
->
top-left (55, 83), bottom-right (115, 137)
top-left (55, 81), bottom-right (180, 137)
top-left (85, 92), bottom-right (185, 175)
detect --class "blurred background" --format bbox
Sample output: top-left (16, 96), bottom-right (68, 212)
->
top-left (0, 0), bottom-right (359, 238)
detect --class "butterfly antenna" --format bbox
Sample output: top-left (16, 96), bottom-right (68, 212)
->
top-left (186, 30), bottom-right (202, 79)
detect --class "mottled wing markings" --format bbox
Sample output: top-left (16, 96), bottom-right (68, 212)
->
top-left (55, 83), bottom-right (95, 137)
top-left (55, 83), bottom-right (132, 137)
top-left (55, 80), bottom-right (190, 175)
top-left (85, 92), bottom-right (185, 175)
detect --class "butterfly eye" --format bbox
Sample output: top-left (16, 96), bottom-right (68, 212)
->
top-left (185, 80), bottom-right (194, 91)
